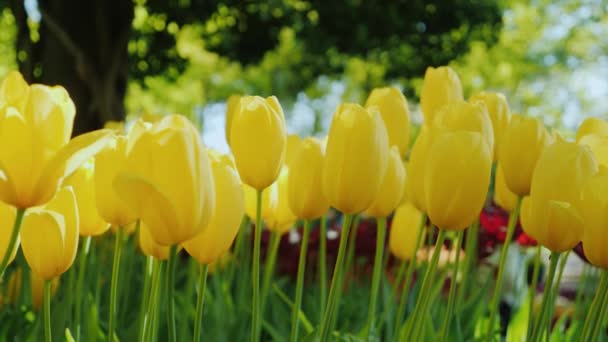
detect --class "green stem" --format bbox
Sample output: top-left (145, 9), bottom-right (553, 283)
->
top-left (261, 231), bottom-right (281, 316)
top-left (392, 260), bottom-right (407, 299)
top-left (107, 227), bottom-right (124, 342)
top-left (319, 215), bottom-right (328, 320)
top-left (526, 245), bottom-right (542, 341)
top-left (531, 252), bottom-right (560, 342)
top-left (44, 279), bottom-right (52, 342)
top-left (344, 216), bottom-right (360, 279)
top-left (166, 245), bottom-right (178, 342)
top-left (251, 189), bottom-right (264, 342)
top-left (406, 228), bottom-right (447, 342)
top-left (0, 208), bottom-right (26, 278)
top-left (441, 231), bottom-right (464, 341)
top-left (394, 213), bottom-right (426, 337)
top-left (457, 220), bottom-right (479, 310)
top-left (365, 217), bottom-right (387, 338)
top-left (75, 236), bottom-right (92, 341)
top-left (144, 259), bottom-right (162, 342)
top-left (193, 264), bottom-right (209, 342)
top-left (486, 196), bottom-right (522, 341)
top-left (138, 256), bottom-right (154, 342)
top-left (579, 271), bottom-right (608, 341)
top-left (590, 271), bottom-right (608, 342)
top-left (319, 214), bottom-right (353, 342)
top-left (290, 220), bottom-right (311, 342)
top-left (545, 251), bottom-right (569, 341)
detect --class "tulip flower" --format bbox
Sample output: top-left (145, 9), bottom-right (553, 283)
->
top-left (424, 131), bottom-right (492, 231)
top-left (579, 134), bottom-right (608, 168)
top-left (420, 66), bottom-right (464, 124)
top-left (581, 167), bottom-right (608, 269)
top-left (389, 202), bottom-right (424, 262)
top-left (285, 134), bottom-right (303, 168)
top-left (407, 126), bottom-right (439, 213)
top-left (287, 137), bottom-right (329, 220)
top-left (365, 87), bottom-right (411, 158)
top-left (576, 116), bottom-right (608, 143)
top-left (230, 95), bottom-right (286, 191)
top-left (469, 92), bottom-right (510, 159)
top-left (0, 203), bottom-right (17, 268)
top-left (499, 114), bottom-right (551, 196)
top-left (64, 161), bottom-right (108, 236)
top-left (494, 162), bottom-right (519, 212)
top-left (243, 182), bottom-right (277, 222)
top-left (139, 222), bottom-right (170, 260)
top-left (224, 94), bottom-right (240, 146)
top-left (432, 100), bottom-right (495, 158)
top-left (265, 168), bottom-right (296, 234)
top-left (322, 103), bottom-right (389, 214)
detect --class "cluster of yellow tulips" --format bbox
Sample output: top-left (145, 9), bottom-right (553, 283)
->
top-left (0, 62), bottom-right (607, 342)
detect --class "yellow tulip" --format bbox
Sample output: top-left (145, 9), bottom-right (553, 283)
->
top-left (400, 160), bottom-right (409, 205)
top-left (0, 73), bottom-right (111, 208)
top-left (64, 161), bottom-right (108, 236)
top-left (225, 94), bottom-right (241, 146)
top-left (20, 187), bottom-right (79, 279)
top-left (419, 66), bottom-right (464, 124)
top-left (581, 168), bottom-right (608, 269)
top-left (287, 137), bottom-right (329, 220)
top-left (494, 162), bottom-right (519, 212)
top-left (139, 222), bottom-right (170, 260)
top-left (424, 131), bottom-right (492, 230)
top-left (469, 92), bottom-right (510, 159)
top-left (285, 134), bottom-right (303, 168)
top-left (366, 146), bottom-right (407, 218)
top-left (323, 104), bottom-right (389, 214)
top-left (407, 126), bottom-right (442, 213)
top-left (576, 116), bottom-right (608, 143)
top-left (243, 182), bottom-right (277, 222)
top-left (578, 134), bottom-right (608, 168)
top-left (95, 136), bottom-right (138, 227)
top-left (433, 100), bottom-right (495, 158)
top-left (184, 152), bottom-right (245, 264)
top-left (520, 140), bottom-right (597, 252)
top-left (230, 96), bottom-right (286, 190)
top-left (266, 168), bottom-right (296, 234)
top-left (389, 202), bottom-right (425, 261)
top-left (365, 87), bottom-right (411, 157)
top-left (499, 114), bottom-right (551, 196)
top-left (0, 202), bottom-right (17, 266)
top-left (114, 114), bottom-right (215, 246)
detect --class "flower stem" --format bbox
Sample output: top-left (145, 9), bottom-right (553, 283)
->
top-left (193, 263), bottom-right (209, 342)
top-left (319, 214), bottom-right (353, 342)
top-left (290, 220), bottom-right (311, 342)
top-left (0, 208), bottom-right (26, 278)
top-left (486, 196), bottom-right (522, 341)
top-left (590, 271), bottom-right (608, 342)
top-left (108, 226), bottom-right (124, 342)
top-left (251, 189), bottom-right (264, 342)
top-left (526, 244), bottom-right (542, 340)
top-left (456, 220), bottom-right (479, 310)
top-left (137, 256), bottom-right (154, 342)
top-left (75, 236), bottom-right (92, 341)
top-left (144, 259), bottom-right (162, 342)
top-left (166, 245), bottom-right (178, 342)
top-left (579, 270), bottom-right (608, 341)
top-left (406, 228), bottom-right (447, 342)
top-left (261, 231), bottom-right (281, 316)
top-left (394, 214), bottom-right (426, 336)
top-left (365, 217), bottom-right (387, 338)
top-left (44, 279), bottom-right (52, 342)
top-left (319, 215), bottom-right (328, 319)
top-left (531, 252), bottom-right (560, 342)
top-left (441, 231), bottom-right (464, 341)
top-left (545, 251), bottom-right (569, 340)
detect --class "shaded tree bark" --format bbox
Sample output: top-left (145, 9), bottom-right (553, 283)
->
top-left (11, 0), bottom-right (133, 135)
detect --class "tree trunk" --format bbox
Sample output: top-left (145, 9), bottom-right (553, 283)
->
top-left (11, 0), bottom-right (133, 135)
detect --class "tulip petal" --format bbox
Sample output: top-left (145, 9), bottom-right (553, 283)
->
top-left (20, 209), bottom-right (66, 280)
top-left (113, 173), bottom-right (179, 246)
top-left (44, 187), bottom-right (79, 274)
top-left (0, 202), bottom-right (18, 265)
top-left (0, 71), bottom-right (29, 110)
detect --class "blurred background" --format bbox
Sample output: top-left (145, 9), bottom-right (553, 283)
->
top-left (0, 0), bottom-right (606, 152)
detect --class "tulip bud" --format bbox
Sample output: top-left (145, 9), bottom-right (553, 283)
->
top-left (420, 66), bottom-right (464, 124)
top-left (576, 117), bottom-right (608, 143)
top-left (266, 168), bottom-right (296, 234)
top-left (287, 137), bottom-right (329, 220)
top-left (494, 162), bottom-right (518, 212)
top-left (20, 187), bottom-right (79, 279)
top-left (225, 95), bottom-right (241, 146)
top-left (323, 104), bottom-right (389, 214)
top-left (389, 202), bottom-right (425, 261)
top-left (520, 140), bottom-right (597, 252)
top-left (407, 126), bottom-right (441, 213)
top-left (578, 134), bottom-right (608, 168)
top-left (366, 146), bottom-right (407, 218)
top-left (285, 134), bottom-right (303, 168)
top-left (425, 131), bottom-right (492, 230)
top-left (433, 100), bottom-right (495, 158)
top-left (0, 202), bottom-right (18, 267)
top-left (184, 153), bottom-right (245, 264)
top-left (469, 92), bottom-right (510, 159)
top-left (64, 160), bottom-right (109, 236)
top-left (230, 96), bottom-right (286, 190)
top-left (114, 115), bottom-right (216, 246)
top-left (365, 87), bottom-right (411, 157)
top-left (499, 114), bottom-right (550, 196)
top-left (581, 168), bottom-right (608, 269)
